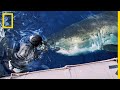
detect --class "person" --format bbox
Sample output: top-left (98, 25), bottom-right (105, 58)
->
top-left (1, 34), bottom-right (48, 75)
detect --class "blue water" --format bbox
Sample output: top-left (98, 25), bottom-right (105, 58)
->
top-left (0, 11), bottom-right (117, 72)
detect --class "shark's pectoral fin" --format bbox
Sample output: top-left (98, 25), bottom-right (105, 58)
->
top-left (102, 44), bottom-right (118, 52)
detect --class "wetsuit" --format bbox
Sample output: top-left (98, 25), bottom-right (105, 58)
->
top-left (0, 35), bottom-right (45, 77)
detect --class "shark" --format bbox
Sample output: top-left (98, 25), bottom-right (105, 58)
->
top-left (48, 11), bottom-right (118, 56)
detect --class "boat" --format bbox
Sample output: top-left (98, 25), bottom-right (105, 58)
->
top-left (1, 58), bottom-right (118, 79)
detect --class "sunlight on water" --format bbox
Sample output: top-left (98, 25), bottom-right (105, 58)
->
top-left (0, 26), bottom-right (5, 42)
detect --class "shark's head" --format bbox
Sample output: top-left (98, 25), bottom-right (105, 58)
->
top-left (49, 11), bottom-right (118, 56)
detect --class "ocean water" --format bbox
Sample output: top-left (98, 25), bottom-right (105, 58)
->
top-left (0, 11), bottom-right (117, 72)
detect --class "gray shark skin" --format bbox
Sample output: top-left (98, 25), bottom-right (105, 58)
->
top-left (48, 11), bottom-right (118, 56)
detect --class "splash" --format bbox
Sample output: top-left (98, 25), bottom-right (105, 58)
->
top-left (55, 36), bottom-right (100, 56)
top-left (54, 25), bottom-right (117, 56)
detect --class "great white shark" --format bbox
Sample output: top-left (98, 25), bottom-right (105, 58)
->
top-left (48, 11), bottom-right (118, 56)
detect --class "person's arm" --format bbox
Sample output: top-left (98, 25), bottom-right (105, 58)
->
top-left (33, 49), bottom-right (44, 60)
top-left (38, 41), bottom-right (49, 52)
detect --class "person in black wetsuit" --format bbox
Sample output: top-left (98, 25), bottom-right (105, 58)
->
top-left (0, 34), bottom-right (48, 77)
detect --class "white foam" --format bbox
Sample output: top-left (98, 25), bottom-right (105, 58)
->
top-left (56, 42), bottom-right (100, 56)
top-left (0, 27), bottom-right (5, 41)
top-left (55, 27), bottom-right (117, 56)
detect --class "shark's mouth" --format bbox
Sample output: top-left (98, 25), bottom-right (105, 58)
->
top-left (55, 36), bottom-right (100, 56)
